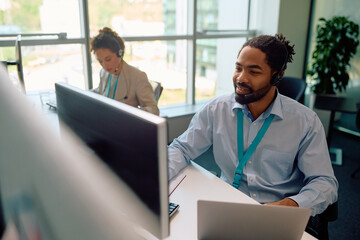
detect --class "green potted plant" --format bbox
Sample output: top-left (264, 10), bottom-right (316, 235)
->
top-left (307, 16), bottom-right (359, 94)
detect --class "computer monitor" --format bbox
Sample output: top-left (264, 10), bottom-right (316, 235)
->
top-left (15, 35), bottom-right (25, 92)
top-left (0, 35), bottom-right (24, 93)
top-left (0, 66), bottom-right (151, 239)
top-left (55, 82), bottom-right (169, 238)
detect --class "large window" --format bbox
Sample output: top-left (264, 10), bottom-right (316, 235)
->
top-left (0, 0), bottom-right (254, 108)
top-left (0, 0), bottom-right (89, 93)
top-left (89, 0), bottom-right (254, 106)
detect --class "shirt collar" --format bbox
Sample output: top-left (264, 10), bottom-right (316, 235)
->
top-left (231, 90), bottom-right (284, 120)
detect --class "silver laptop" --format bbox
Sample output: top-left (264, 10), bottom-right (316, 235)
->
top-left (198, 200), bottom-right (311, 240)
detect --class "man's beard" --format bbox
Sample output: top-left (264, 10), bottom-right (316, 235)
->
top-left (234, 82), bottom-right (272, 104)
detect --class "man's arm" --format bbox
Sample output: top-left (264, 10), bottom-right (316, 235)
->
top-left (287, 114), bottom-right (338, 215)
top-left (168, 105), bottom-right (214, 180)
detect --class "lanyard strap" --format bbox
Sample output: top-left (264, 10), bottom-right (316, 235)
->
top-left (232, 110), bottom-right (274, 188)
top-left (106, 74), bottom-right (120, 99)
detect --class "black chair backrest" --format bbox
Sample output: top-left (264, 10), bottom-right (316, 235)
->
top-left (277, 76), bottom-right (307, 103)
top-left (306, 201), bottom-right (338, 240)
top-left (320, 201), bottom-right (338, 222)
top-left (149, 80), bottom-right (163, 104)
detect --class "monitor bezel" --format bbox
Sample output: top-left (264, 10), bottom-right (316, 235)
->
top-left (55, 82), bottom-right (169, 238)
top-left (15, 35), bottom-right (25, 92)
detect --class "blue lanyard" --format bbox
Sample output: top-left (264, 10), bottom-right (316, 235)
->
top-left (232, 110), bottom-right (274, 188)
top-left (106, 74), bottom-right (120, 99)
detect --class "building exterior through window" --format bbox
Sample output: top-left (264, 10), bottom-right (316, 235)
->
top-left (0, 0), bottom-right (253, 107)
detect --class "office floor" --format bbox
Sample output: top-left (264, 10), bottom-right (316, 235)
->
top-left (328, 130), bottom-right (360, 240)
top-left (193, 129), bottom-right (360, 240)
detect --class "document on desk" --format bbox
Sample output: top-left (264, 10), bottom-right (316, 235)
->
top-left (169, 173), bottom-right (186, 196)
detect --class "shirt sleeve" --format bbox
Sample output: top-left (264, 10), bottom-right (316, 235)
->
top-left (168, 104), bottom-right (214, 180)
top-left (289, 114), bottom-right (338, 216)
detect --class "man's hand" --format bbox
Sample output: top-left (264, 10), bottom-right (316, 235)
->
top-left (264, 198), bottom-right (299, 207)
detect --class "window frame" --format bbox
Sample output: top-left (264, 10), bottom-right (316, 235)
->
top-left (0, 0), bottom-right (255, 106)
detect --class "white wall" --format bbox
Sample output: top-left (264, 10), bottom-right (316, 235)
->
top-left (250, 0), bottom-right (281, 35)
top-left (250, 0), bottom-right (312, 79)
top-left (278, 0), bottom-right (312, 78)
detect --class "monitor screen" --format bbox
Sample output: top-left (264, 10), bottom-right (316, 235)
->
top-left (0, 67), bottom-right (149, 240)
top-left (55, 82), bottom-right (169, 238)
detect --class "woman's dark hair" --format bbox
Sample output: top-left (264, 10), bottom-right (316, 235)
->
top-left (89, 27), bottom-right (125, 57)
top-left (240, 33), bottom-right (295, 72)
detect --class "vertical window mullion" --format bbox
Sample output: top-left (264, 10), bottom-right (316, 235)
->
top-left (187, 0), bottom-right (196, 105)
top-left (247, 0), bottom-right (251, 32)
top-left (79, 0), bottom-right (92, 90)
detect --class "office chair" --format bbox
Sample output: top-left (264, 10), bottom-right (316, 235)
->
top-left (149, 80), bottom-right (163, 104)
top-left (306, 201), bottom-right (338, 240)
top-left (277, 76), bottom-right (307, 103)
top-left (351, 105), bottom-right (360, 178)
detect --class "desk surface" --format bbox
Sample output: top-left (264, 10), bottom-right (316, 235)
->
top-left (167, 162), bottom-right (316, 240)
top-left (26, 91), bottom-right (60, 134)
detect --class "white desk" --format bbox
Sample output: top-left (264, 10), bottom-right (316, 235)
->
top-left (26, 91), bottom-right (60, 135)
top-left (167, 162), bottom-right (317, 240)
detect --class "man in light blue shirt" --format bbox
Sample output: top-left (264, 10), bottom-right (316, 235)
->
top-left (168, 34), bottom-right (338, 216)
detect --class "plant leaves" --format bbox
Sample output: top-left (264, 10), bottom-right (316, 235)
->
top-left (307, 16), bottom-right (359, 94)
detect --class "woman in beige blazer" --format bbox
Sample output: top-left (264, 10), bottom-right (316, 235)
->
top-left (90, 27), bottom-right (159, 115)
